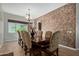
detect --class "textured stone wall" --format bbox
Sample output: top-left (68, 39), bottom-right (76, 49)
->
top-left (35, 3), bottom-right (76, 48)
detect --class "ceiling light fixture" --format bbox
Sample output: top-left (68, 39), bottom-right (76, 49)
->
top-left (26, 9), bottom-right (30, 22)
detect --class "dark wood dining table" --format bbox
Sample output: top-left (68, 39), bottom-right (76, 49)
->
top-left (32, 39), bottom-right (50, 49)
top-left (31, 39), bottom-right (50, 55)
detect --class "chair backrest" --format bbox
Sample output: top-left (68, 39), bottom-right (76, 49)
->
top-left (20, 31), bottom-right (25, 43)
top-left (23, 31), bottom-right (32, 49)
top-left (45, 31), bottom-right (52, 41)
top-left (20, 31), bottom-right (32, 49)
top-left (17, 31), bottom-right (21, 39)
top-left (35, 31), bottom-right (43, 41)
top-left (49, 31), bottom-right (60, 51)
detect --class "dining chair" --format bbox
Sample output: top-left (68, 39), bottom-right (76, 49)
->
top-left (45, 31), bottom-right (52, 41)
top-left (20, 31), bottom-right (26, 49)
top-left (35, 30), bottom-right (43, 42)
top-left (44, 31), bottom-right (60, 56)
top-left (21, 31), bottom-right (33, 55)
top-left (17, 31), bottom-right (23, 46)
top-left (39, 31), bottom-right (52, 52)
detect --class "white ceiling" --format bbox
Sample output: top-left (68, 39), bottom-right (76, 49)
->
top-left (1, 3), bottom-right (67, 19)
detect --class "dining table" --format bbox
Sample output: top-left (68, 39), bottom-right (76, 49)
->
top-left (32, 39), bottom-right (50, 49)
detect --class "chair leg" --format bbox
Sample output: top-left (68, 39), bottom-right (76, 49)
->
top-left (30, 48), bottom-right (33, 56)
top-left (24, 45), bottom-right (27, 51)
top-left (18, 39), bottom-right (20, 45)
top-left (25, 48), bottom-right (28, 55)
top-left (39, 49), bottom-right (42, 56)
top-left (30, 51), bottom-right (31, 56)
top-left (25, 51), bottom-right (27, 55)
top-left (24, 49), bottom-right (31, 56)
top-left (21, 41), bottom-right (23, 48)
top-left (18, 39), bottom-right (22, 46)
top-left (56, 48), bottom-right (58, 56)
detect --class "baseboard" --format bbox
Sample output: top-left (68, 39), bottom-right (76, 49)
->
top-left (59, 44), bottom-right (78, 50)
top-left (5, 39), bottom-right (18, 43)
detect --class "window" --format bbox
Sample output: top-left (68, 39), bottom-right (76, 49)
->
top-left (8, 22), bottom-right (16, 33)
top-left (8, 20), bottom-right (28, 33)
top-left (15, 23), bottom-right (28, 31)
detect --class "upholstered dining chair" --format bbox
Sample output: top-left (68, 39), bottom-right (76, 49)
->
top-left (45, 31), bottom-right (52, 41)
top-left (23, 31), bottom-right (32, 49)
top-left (35, 30), bottom-right (43, 42)
top-left (20, 31), bottom-right (26, 49)
top-left (20, 31), bottom-right (32, 55)
top-left (44, 31), bottom-right (60, 56)
top-left (17, 31), bottom-right (22, 46)
top-left (39, 31), bottom-right (52, 51)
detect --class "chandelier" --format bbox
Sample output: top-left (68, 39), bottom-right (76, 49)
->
top-left (26, 9), bottom-right (32, 33)
top-left (26, 9), bottom-right (30, 22)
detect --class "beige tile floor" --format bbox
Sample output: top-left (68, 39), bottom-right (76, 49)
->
top-left (59, 45), bottom-right (79, 56)
top-left (0, 41), bottom-right (47, 56)
top-left (0, 41), bottom-right (25, 56)
top-left (0, 41), bottom-right (79, 56)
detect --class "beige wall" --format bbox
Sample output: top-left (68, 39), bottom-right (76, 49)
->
top-left (35, 3), bottom-right (76, 48)
top-left (3, 12), bottom-right (27, 42)
top-left (0, 4), bottom-right (33, 42)
top-left (0, 4), bottom-right (4, 48)
top-left (76, 3), bottom-right (79, 49)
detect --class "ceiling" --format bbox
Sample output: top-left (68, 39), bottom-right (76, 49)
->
top-left (1, 3), bottom-right (67, 19)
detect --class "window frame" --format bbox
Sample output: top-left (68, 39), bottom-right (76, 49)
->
top-left (8, 19), bottom-right (32, 33)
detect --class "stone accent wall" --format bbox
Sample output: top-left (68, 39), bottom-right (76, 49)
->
top-left (35, 3), bottom-right (76, 48)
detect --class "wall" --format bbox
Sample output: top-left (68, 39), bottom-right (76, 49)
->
top-left (3, 12), bottom-right (27, 42)
top-left (76, 3), bottom-right (79, 49)
top-left (0, 4), bottom-right (4, 48)
top-left (35, 3), bottom-right (76, 48)
top-left (0, 4), bottom-right (34, 42)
